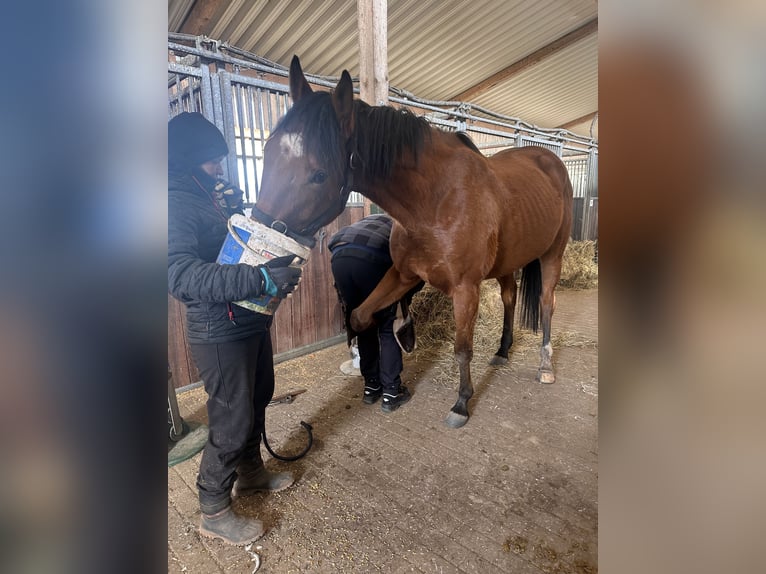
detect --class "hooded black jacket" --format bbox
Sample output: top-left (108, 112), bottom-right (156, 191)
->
top-left (168, 169), bottom-right (272, 343)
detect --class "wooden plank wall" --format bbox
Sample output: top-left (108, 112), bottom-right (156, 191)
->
top-left (169, 206), bottom-right (365, 389)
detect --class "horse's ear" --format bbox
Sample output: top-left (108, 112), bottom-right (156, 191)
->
top-left (332, 70), bottom-right (354, 139)
top-left (289, 55), bottom-right (313, 103)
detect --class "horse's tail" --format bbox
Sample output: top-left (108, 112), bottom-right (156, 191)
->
top-left (519, 259), bottom-right (541, 333)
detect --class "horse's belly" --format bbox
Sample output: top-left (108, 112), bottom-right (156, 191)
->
top-left (489, 226), bottom-right (562, 276)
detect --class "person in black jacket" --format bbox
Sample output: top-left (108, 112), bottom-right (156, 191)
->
top-left (168, 112), bottom-right (302, 545)
top-left (329, 214), bottom-right (422, 413)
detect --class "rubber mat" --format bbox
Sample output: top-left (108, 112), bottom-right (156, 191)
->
top-left (168, 421), bottom-right (208, 467)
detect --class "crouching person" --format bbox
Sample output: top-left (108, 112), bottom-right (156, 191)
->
top-left (168, 112), bottom-right (301, 545)
top-left (329, 214), bottom-right (423, 413)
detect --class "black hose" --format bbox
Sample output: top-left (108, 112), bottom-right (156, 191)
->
top-left (262, 421), bottom-right (314, 461)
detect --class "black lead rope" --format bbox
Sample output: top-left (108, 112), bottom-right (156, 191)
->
top-left (262, 421), bottom-right (314, 462)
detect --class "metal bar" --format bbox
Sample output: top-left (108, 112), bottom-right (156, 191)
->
top-left (266, 90), bottom-right (274, 135)
top-left (219, 70), bottom-right (239, 186)
top-left (389, 95), bottom-right (595, 147)
top-left (245, 85), bottom-right (260, 201)
top-left (233, 82), bottom-right (249, 201)
top-left (477, 142), bottom-right (515, 150)
top-left (217, 74), bottom-right (290, 94)
top-left (581, 149), bottom-right (597, 240)
top-left (390, 97), bottom-right (595, 149)
top-left (168, 62), bottom-right (204, 77)
top-left (167, 75), bottom-right (176, 117)
top-left (175, 73), bottom-right (184, 114)
top-left (210, 69), bottom-right (225, 132)
top-left (194, 77), bottom-right (203, 112)
top-left (255, 87), bottom-right (267, 202)
top-left (200, 64), bottom-right (214, 116)
top-left (168, 40), bottom-right (341, 90)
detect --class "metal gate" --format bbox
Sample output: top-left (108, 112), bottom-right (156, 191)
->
top-left (167, 36), bottom-right (598, 387)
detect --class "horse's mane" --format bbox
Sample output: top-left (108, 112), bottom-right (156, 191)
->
top-left (274, 92), bottom-right (432, 181)
top-left (456, 131), bottom-right (482, 155)
top-left (353, 100), bottom-right (431, 180)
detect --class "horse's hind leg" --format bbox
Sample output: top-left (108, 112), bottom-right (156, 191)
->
top-left (537, 253), bottom-right (564, 384)
top-left (445, 283), bottom-right (480, 428)
top-left (490, 274), bottom-right (518, 366)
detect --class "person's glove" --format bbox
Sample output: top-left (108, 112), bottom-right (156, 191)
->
top-left (258, 255), bottom-right (302, 299)
top-left (211, 180), bottom-right (245, 213)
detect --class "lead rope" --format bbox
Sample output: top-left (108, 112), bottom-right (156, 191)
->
top-left (262, 422), bottom-right (314, 461)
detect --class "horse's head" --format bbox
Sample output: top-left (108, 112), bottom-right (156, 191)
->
top-left (255, 55), bottom-right (355, 238)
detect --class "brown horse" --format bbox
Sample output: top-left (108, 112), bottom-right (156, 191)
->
top-left (254, 56), bottom-right (573, 428)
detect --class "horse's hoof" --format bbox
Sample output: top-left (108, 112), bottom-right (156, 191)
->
top-left (537, 370), bottom-right (555, 384)
top-left (489, 355), bottom-right (508, 366)
top-left (445, 412), bottom-right (469, 428)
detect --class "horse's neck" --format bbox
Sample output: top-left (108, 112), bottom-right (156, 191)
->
top-left (359, 177), bottom-right (426, 229)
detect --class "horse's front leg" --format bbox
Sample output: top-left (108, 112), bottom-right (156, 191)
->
top-left (349, 267), bottom-right (422, 332)
top-left (445, 283), bottom-right (481, 428)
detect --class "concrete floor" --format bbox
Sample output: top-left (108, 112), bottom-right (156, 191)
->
top-left (168, 288), bottom-right (598, 573)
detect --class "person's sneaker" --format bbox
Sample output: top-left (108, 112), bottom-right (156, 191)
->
top-left (381, 386), bottom-right (411, 413)
top-left (363, 383), bottom-right (383, 404)
top-left (199, 506), bottom-right (265, 545)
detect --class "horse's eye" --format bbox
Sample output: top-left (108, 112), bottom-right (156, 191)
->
top-left (310, 170), bottom-right (327, 184)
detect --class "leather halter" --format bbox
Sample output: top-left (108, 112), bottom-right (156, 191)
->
top-left (249, 204), bottom-right (317, 248)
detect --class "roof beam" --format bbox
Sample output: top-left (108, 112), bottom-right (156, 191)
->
top-left (557, 111), bottom-right (598, 130)
top-left (179, 0), bottom-right (228, 36)
top-left (451, 18), bottom-right (598, 102)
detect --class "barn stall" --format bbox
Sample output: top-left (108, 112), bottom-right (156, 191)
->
top-left (168, 2), bottom-right (598, 572)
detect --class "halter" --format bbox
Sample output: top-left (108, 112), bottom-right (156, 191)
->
top-left (251, 149), bottom-right (359, 248)
top-left (248, 204), bottom-right (317, 248)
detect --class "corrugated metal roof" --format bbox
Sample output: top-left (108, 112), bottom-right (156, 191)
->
top-left (168, 0), bottom-right (196, 33)
top-left (167, 0), bottom-right (598, 140)
top-left (472, 34), bottom-right (598, 129)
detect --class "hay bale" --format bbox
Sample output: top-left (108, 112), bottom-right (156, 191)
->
top-left (409, 285), bottom-right (454, 353)
top-left (559, 240), bottom-right (599, 289)
top-left (409, 282), bottom-right (534, 355)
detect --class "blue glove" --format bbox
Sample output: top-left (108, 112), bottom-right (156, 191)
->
top-left (258, 256), bottom-right (302, 299)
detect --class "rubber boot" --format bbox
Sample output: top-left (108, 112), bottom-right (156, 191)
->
top-left (199, 506), bottom-right (265, 545)
top-left (233, 463), bottom-right (295, 497)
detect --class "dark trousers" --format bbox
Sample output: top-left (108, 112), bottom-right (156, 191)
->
top-left (331, 252), bottom-right (402, 393)
top-left (190, 331), bottom-right (275, 514)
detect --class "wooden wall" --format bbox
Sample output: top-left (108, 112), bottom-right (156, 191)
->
top-left (169, 206), bottom-right (365, 389)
